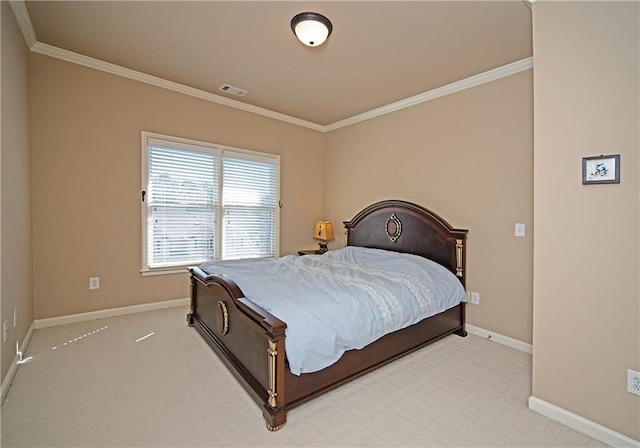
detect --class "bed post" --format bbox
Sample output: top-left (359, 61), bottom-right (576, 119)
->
top-left (455, 238), bottom-right (468, 337)
top-left (263, 328), bottom-right (287, 431)
top-left (187, 270), bottom-right (196, 327)
top-left (455, 239), bottom-right (464, 281)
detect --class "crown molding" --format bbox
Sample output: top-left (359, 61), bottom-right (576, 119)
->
top-left (8, 0), bottom-right (37, 49)
top-left (30, 42), bottom-right (325, 132)
top-left (12, 0), bottom-right (532, 133)
top-left (325, 57), bottom-right (533, 131)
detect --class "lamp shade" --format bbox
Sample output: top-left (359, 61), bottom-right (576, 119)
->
top-left (291, 12), bottom-right (333, 47)
top-left (313, 221), bottom-right (335, 242)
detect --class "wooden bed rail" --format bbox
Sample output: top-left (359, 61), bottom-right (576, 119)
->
top-left (188, 267), bottom-right (288, 430)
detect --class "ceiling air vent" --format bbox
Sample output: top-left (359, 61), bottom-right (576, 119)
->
top-left (219, 84), bottom-right (248, 97)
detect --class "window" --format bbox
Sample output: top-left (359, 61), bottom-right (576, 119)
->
top-left (141, 132), bottom-right (279, 273)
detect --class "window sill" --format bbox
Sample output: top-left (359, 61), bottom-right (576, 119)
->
top-left (140, 267), bottom-right (190, 277)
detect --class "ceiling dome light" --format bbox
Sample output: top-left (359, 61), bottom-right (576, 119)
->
top-left (290, 12), bottom-right (333, 47)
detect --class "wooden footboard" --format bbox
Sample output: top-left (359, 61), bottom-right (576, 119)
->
top-left (187, 266), bottom-right (288, 430)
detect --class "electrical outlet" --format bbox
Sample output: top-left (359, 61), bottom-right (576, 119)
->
top-left (467, 291), bottom-right (480, 305)
top-left (3, 321), bottom-right (8, 343)
top-left (628, 369), bottom-right (640, 396)
top-left (89, 277), bottom-right (100, 290)
top-left (13, 307), bottom-right (17, 327)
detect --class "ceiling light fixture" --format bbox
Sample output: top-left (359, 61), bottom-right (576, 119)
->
top-left (290, 12), bottom-right (333, 47)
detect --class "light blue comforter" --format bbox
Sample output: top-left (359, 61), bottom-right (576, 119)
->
top-left (199, 246), bottom-right (465, 375)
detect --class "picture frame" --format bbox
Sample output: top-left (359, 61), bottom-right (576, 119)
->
top-left (582, 154), bottom-right (620, 185)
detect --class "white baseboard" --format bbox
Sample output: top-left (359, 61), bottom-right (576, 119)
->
top-left (467, 327), bottom-right (638, 446)
top-left (464, 327), bottom-right (637, 446)
top-left (2, 298), bottom-right (189, 404)
top-left (34, 297), bottom-right (189, 329)
top-left (465, 324), bottom-right (533, 354)
top-left (529, 396), bottom-right (639, 447)
top-left (1, 320), bottom-right (35, 405)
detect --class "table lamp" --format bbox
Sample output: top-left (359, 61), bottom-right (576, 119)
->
top-left (313, 220), bottom-right (334, 253)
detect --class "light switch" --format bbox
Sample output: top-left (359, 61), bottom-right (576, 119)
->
top-left (515, 223), bottom-right (526, 237)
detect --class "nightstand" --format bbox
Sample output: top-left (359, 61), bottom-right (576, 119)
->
top-left (298, 250), bottom-right (325, 256)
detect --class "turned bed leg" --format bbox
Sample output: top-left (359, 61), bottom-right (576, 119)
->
top-left (263, 405), bottom-right (287, 431)
top-left (187, 307), bottom-right (195, 327)
top-left (455, 302), bottom-right (467, 337)
top-left (263, 337), bottom-right (286, 431)
top-left (187, 272), bottom-right (196, 327)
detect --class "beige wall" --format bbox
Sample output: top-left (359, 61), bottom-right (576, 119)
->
top-left (532, 1), bottom-right (639, 440)
top-left (12, 2), bottom-right (639, 440)
top-left (30, 54), bottom-right (325, 319)
top-left (325, 71), bottom-right (534, 344)
top-left (1, 2), bottom-right (34, 383)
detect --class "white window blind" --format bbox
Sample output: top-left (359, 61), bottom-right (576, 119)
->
top-left (142, 133), bottom-right (279, 272)
top-left (223, 152), bottom-right (278, 260)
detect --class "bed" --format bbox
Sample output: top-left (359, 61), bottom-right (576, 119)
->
top-left (187, 199), bottom-right (468, 431)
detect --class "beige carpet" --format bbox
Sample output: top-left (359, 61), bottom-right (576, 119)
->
top-left (1, 306), bottom-right (603, 447)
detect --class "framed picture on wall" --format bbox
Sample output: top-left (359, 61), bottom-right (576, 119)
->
top-left (582, 154), bottom-right (620, 184)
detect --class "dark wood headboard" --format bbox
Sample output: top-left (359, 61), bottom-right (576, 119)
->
top-left (343, 200), bottom-right (468, 286)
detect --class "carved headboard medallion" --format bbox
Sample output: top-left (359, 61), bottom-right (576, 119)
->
top-left (385, 213), bottom-right (402, 243)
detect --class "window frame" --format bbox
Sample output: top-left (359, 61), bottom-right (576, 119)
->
top-left (140, 131), bottom-right (280, 275)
